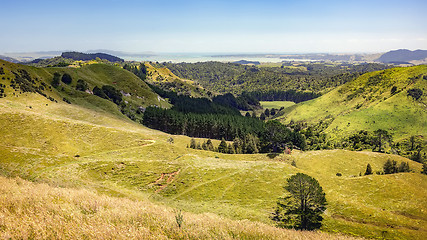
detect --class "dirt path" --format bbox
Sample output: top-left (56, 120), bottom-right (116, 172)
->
top-left (153, 169), bottom-right (181, 193)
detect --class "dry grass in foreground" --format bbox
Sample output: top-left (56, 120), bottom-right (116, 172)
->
top-left (0, 176), bottom-right (361, 240)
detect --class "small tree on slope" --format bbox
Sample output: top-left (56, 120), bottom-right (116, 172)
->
top-left (271, 173), bottom-right (327, 230)
top-left (365, 163), bottom-right (373, 175)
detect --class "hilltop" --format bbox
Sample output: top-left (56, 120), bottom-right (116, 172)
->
top-left (376, 49), bottom-right (427, 64)
top-left (61, 51), bottom-right (124, 62)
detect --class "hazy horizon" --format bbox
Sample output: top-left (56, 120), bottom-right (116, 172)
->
top-left (1, 0), bottom-right (426, 53)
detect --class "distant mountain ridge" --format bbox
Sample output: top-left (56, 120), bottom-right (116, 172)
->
top-left (61, 51), bottom-right (124, 62)
top-left (232, 60), bottom-right (260, 65)
top-left (376, 49), bottom-right (427, 63)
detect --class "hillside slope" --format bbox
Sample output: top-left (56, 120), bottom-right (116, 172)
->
top-left (0, 89), bottom-right (425, 239)
top-left (278, 65), bottom-right (427, 141)
top-left (145, 62), bottom-right (210, 97)
top-left (0, 59), bottom-right (169, 119)
top-left (0, 176), bottom-right (361, 240)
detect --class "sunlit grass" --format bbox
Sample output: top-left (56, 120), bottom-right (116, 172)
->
top-left (0, 176), bottom-right (362, 240)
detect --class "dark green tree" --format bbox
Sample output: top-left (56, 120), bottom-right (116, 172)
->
top-left (52, 72), bottom-right (61, 88)
top-left (227, 143), bottom-right (235, 154)
top-left (271, 173), bottom-right (327, 230)
top-left (271, 108), bottom-right (276, 116)
top-left (422, 162), bottom-right (427, 175)
top-left (398, 162), bottom-right (410, 172)
top-left (218, 139), bottom-right (228, 153)
top-left (407, 88), bottom-right (423, 100)
top-left (244, 134), bottom-right (259, 154)
top-left (202, 141), bottom-right (208, 150)
top-left (101, 85), bottom-right (122, 104)
top-left (411, 146), bottom-right (423, 163)
top-left (190, 138), bottom-right (196, 149)
top-left (365, 163), bottom-right (373, 175)
top-left (61, 73), bottom-right (72, 84)
top-left (373, 129), bottom-right (392, 152)
top-left (261, 121), bottom-right (292, 153)
top-left (233, 137), bottom-right (243, 154)
top-left (383, 159), bottom-right (398, 174)
top-left (206, 139), bottom-right (214, 151)
top-left (409, 136), bottom-right (416, 150)
top-left (76, 79), bottom-right (88, 91)
top-left (93, 86), bottom-right (108, 99)
top-left (391, 86), bottom-right (397, 95)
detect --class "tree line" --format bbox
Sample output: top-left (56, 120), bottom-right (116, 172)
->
top-left (143, 107), bottom-right (306, 153)
top-left (242, 89), bottom-right (321, 103)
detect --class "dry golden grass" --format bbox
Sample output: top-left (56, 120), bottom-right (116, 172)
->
top-left (0, 176), bottom-right (362, 240)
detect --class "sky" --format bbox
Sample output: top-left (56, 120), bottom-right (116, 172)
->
top-left (1, 0), bottom-right (426, 53)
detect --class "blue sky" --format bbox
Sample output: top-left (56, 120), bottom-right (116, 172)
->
top-left (1, 0), bottom-right (426, 53)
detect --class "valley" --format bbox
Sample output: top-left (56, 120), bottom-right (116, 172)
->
top-left (0, 57), bottom-right (426, 239)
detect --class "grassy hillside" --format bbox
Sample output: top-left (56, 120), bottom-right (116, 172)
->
top-left (278, 65), bottom-right (427, 142)
top-left (0, 88), bottom-right (426, 239)
top-left (145, 62), bottom-right (210, 98)
top-left (0, 59), bottom-right (170, 120)
top-left (0, 176), bottom-right (361, 240)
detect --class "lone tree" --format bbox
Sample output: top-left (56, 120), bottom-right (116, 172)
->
top-left (365, 163), bottom-right (373, 175)
top-left (61, 73), bottom-right (72, 84)
top-left (271, 173), bottom-right (327, 230)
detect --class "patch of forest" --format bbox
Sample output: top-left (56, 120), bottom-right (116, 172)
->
top-left (160, 62), bottom-right (390, 95)
top-left (143, 86), bottom-right (306, 153)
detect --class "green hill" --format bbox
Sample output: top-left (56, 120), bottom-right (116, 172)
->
top-left (0, 59), bottom-right (169, 119)
top-left (0, 60), bottom-right (426, 239)
top-left (278, 65), bottom-right (427, 142)
top-left (145, 62), bottom-right (210, 98)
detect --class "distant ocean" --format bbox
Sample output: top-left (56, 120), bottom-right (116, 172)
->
top-left (121, 53), bottom-right (312, 63)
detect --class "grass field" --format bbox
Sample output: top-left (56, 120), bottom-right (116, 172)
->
top-left (0, 92), bottom-right (426, 239)
top-left (260, 101), bottom-right (296, 109)
top-left (0, 176), bottom-right (363, 240)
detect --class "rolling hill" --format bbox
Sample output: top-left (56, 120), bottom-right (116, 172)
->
top-left (0, 59), bottom-right (169, 119)
top-left (278, 65), bottom-right (427, 143)
top-left (0, 60), bottom-right (426, 239)
top-left (145, 62), bottom-right (210, 97)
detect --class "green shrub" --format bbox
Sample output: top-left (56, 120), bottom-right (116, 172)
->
top-left (61, 73), bottom-right (72, 84)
